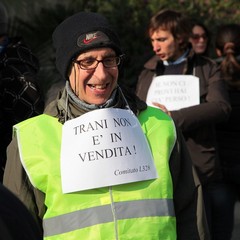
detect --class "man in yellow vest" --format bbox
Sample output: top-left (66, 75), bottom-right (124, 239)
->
top-left (3, 12), bottom-right (209, 239)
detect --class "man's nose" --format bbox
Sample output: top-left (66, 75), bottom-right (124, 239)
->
top-left (152, 42), bottom-right (160, 52)
top-left (94, 62), bottom-right (108, 78)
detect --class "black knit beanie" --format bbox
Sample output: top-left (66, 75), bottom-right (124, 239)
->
top-left (52, 12), bottom-right (122, 79)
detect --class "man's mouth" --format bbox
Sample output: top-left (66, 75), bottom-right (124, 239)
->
top-left (157, 53), bottom-right (165, 59)
top-left (88, 83), bottom-right (109, 89)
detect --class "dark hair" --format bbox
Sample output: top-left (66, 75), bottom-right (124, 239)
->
top-left (148, 9), bottom-right (191, 50)
top-left (190, 19), bottom-right (209, 38)
top-left (215, 24), bottom-right (240, 89)
top-left (190, 19), bottom-right (210, 56)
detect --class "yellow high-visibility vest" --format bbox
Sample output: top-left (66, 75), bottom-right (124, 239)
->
top-left (14, 106), bottom-right (177, 240)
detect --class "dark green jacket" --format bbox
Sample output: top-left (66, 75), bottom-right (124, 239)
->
top-left (4, 86), bottom-right (210, 240)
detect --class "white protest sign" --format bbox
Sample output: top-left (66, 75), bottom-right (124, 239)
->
top-left (146, 75), bottom-right (200, 110)
top-left (61, 108), bottom-right (158, 193)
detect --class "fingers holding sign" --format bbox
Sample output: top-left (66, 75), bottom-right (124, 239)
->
top-left (152, 102), bottom-right (171, 117)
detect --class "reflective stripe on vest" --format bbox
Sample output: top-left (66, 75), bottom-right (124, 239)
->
top-left (43, 199), bottom-right (175, 237)
top-left (15, 108), bottom-right (177, 240)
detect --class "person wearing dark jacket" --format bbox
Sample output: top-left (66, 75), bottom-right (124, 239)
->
top-left (4, 11), bottom-right (209, 240)
top-left (136, 9), bottom-right (231, 240)
top-left (0, 183), bottom-right (42, 240)
top-left (0, 2), bottom-right (44, 182)
top-left (215, 23), bottom-right (240, 239)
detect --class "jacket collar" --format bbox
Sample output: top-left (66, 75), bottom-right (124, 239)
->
top-left (144, 49), bottom-right (196, 74)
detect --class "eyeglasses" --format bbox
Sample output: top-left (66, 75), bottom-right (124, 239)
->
top-left (74, 55), bottom-right (123, 70)
top-left (191, 34), bottom-right (208, 41)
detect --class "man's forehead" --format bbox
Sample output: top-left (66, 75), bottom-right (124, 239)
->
top-left (77, 48), bottom-right (116, 58)
top-left (151, 29), bottom-right (172, 37)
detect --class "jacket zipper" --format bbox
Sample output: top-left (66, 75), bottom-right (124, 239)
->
top-left (109, 186), bottom-right (118, 240)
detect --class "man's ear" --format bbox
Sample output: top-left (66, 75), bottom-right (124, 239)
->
top-left (177, 37), bottom-right (183, 45)
top-left (176, 37), bottom-right (186, 50)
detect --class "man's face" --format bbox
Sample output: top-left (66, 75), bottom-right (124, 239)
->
top-left (150, 29), bottom-right (184, 62)
top-left (69, 48), bottom-right (119, 105)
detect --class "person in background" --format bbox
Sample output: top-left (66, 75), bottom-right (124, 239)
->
top-left (189, 19), bottom-right (210, 56)
top-left (215, 23), bottom-right (240, 239)
top-left (0, 2), bottom-right (44, 182)
top-left (136, 9), bottom-right (232, 240)
top-left (4, 11), bottom-right (209, 239)
top-left (0, 183), bottom-right (42, 240)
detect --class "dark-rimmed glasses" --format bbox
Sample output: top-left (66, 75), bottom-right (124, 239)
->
top-left (191, 34), bottom-right (208, 41)
top-left (74, 55), bottom-right (123, 70)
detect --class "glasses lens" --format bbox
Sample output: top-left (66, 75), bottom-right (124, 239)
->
top-left (103, 57), bottom-right (120, 67)
top-left (75, 56), bottom-right (122, 70)
top-left (80, 59), bottom-right (97, 69)
top-left (192, 34), bottom-right (207, 40)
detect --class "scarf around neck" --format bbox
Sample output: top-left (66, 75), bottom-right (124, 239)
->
top-left (56, 81), bottom-right (129, 123)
